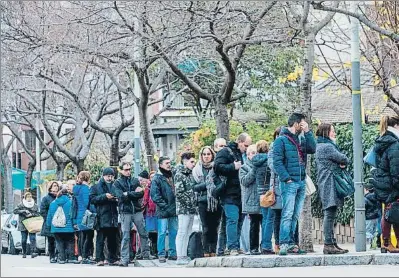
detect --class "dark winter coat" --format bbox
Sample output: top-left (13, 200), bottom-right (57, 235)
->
top-left (252, 153), bottom-right (271, 196)
top-left (273, 127), bottom-right (316, 183)
top-left (13, 202), bottom-right (39, 232)
top-left (40, 193), bottom-right (56, 237)
top-left (72, 184), bottom-right (91, 231)
top-left (193, 167), bottom-right (211, 204)
top-left (114, 175), bottom-right (144, 215)
top-left (239, 159), bottom-right (260, 214)
top-left (175, 166), bottom-right (197, 215)
top-left (371, 130), bottom-right (399, 204)
top-left (90, 178), bottom-right (119, 229)
top-left (365, 191), bottom-right (381, 220)
top-left (46, 194), bottom-right (75, 233)
top-left (315, 137), bottom-right (350, 210)
top-left (150, 171), bottom-right (177, 219)
top-left (214, 141), bottom-right (243, 206)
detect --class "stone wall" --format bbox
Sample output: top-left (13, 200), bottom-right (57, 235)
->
top-left (312, 218), bottom-right (355, 244)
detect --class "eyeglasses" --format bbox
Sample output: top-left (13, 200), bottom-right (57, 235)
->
top-left (123, 168), bottom-right (131, 172)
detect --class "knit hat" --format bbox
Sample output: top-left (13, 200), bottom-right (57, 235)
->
top-left (102, 167), bottom-right (115, 176)
top-left (138, 170), bottom-right (149, 179)
top-left (24, 192), bottom-right (32, 199)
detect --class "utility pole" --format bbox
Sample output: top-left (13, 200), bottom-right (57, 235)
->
top-left (35, 116), bottom-right (41, 208)
top-left (351, 1), bottom-right (366, 252)
top-left (133, 16), bottom-right (141, 178)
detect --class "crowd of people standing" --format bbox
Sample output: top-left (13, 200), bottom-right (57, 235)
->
top-left (13, 113), bottom-right (399, 266)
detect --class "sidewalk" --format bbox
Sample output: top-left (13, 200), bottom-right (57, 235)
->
top-left (135, 244), bottom-right (399, 268)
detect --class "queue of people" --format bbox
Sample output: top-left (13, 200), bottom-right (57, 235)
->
top-left (13, 113), bottom-right (399, 266)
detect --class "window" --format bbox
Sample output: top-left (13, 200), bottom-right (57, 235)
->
top-left (24, 130), bottom-right (44, 152)
top-left (12, 152), bottom-right (22, 169)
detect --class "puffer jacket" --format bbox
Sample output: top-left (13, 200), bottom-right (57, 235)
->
top-left (273, 127), bottom-right (316, 183)
top-left (193, 167), bottom-right (211, 204)
top-left (372, 130), bottom-right (399, 203)
top-left (175, 166), bottom-right (197, 215)
top-left (46, 194), bottom-right (75, 233)
top-left (239, 159), bottom-right (260, 214)
top-left (13, 202), bottom-right (39, 232)
top-left (150, 171), bottom-right (176, 219)
top-left (90, 178), bottom-right (119, 229)
top-left (114, 175), bottom-right (144, 215)
top-left (214, 141), bottom-right (243, 206)
top-left (252, 153), bottom-right (270, 196)
top-left (72, 183), bottom-right (91, 231)
top-left (365, 191), bottom-right (381, 220)
top-left (40, 193), bottom-right (56, 236)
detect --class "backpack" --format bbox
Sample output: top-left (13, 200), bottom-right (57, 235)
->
top-left (52, 205), bottom-right (66, 228)
top-left (187, 231), bottom-right (204, 259)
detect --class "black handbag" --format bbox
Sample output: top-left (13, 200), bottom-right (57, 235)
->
top-left (385, 201), bottom-right (399, 225)
top-left (332, 168), bottom-right (355, 198)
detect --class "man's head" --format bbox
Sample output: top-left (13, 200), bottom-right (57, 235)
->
top-left (102, 167), bottom-right (115, 183)
top-left (213, 138), bottom-right (227, 153)
top-left (181, 152), bottom-right (196, 170)
top-left (159, 156), bottom-right (172, 171)
top-left (288, 113), bottom-right (307, 134)
top-left (120, 162), bottom-right (132, 177)
top-left (236, 133), bottom-right (252, 154)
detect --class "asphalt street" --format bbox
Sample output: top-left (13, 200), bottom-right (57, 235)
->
top-left (1, 254), bottom-right (399, 277)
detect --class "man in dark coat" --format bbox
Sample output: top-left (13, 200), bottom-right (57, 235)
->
top-left (214, 133), bottom-right (252, 256)
top-left (114, 162), bottom-right (152, 267)
top-left (90, 168), bottom-right (119, 266)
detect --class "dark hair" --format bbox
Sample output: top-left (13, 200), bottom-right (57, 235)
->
top-left (380, 115), bottom-right (399, 135)
top-left (48, 181), bottom-right (60, 193)
top-left (316, 123), bottom-right (333, 138)
top-left (120, 161), bottom-right (131, 170)
top-left (158, 156), bottom-right (171, 165)
top-left (57, 188), bottom-right (69, 198)
top-left (256, 140), bottom-right (269, 153)
top-left (288, 113), bottom-right (306, 127)
top-left (273, 127), bottom-right (282, 140)
top-left (180, 152), bottom-right (195, 164)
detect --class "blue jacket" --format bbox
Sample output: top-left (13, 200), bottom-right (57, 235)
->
top-left (252, 153), bottom-right (270, 196)
top-left (72, 184), bottom-right (91, 231)
top-left (273, 127), bottom-right (316, 183)
top-left (46, 195), bottom-right (75, 233)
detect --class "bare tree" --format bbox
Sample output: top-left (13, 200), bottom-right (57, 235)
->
top-left (0, 125), bottom-right (15, 213)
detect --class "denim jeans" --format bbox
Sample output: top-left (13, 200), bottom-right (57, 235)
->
top-left (279, 180), bottom-right (306, 245)
top-left (323, 206), bottom-right (337, 244)
top-left (157, 217), bottom-right (178, 257)
top-left (261, 207), bottom-right (275, 250)
top-left (224, 204), bottom-right (241, 250)
top-left (176, 214), bottom-right (194, 258)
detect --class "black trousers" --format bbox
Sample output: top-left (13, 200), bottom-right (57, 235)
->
top-left (274, 209), bottom-right (299, 245)
top-left (78, 230), bottom-right (94, 259)
top-left (21, 231), bottom-right (36, 255)
top-left (249, 214), bottom-right (262, 251)
top-left (54, 233), bottom-right (75, 261)
top-left (96, 227), bottom-right (118, 263)
top-left (47, 236), bottom-right (56, 259)
top-left (198, 202), bottom-right (222, 254)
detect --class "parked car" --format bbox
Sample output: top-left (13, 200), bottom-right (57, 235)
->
top-left (1, 213), bottom-right (45, 255)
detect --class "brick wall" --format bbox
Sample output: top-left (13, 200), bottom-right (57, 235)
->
top-left (312, 218), bottom-right (355, 244)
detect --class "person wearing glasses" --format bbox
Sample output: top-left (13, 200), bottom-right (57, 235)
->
top-left (174, 152), bottom-right (197, 265)
top-left (40, 181), bottom-right (60, 263)
top-left (114, 162), bottom-right (153, 267)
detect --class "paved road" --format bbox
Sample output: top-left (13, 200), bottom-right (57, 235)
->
top-left (1, 254), bottom-right (398, 277)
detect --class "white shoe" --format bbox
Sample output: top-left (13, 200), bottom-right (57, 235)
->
top-left (176, 258), bottom-right (189, 265)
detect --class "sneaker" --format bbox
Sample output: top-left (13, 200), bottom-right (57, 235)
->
top-left (250, 250), bottom-right (261, 255)
top-left (67, 259), bottom-right (80, 264)
top-left (159, 256), bottom-right (166, 263)
top-left (168, 255), bottom-right (177, 261)
top-left (96, 261), bottom-right (105, 266)
top-left (81, 258), bottom-right (91, 264)
top-left (50, 258), bottom-right (57, 263)
top-left (288, 245), bottom-right (307, 255)
top-left (142, 254), bottom-right (156, 260)
top-left (22, 254), bottom-right (27, 259)
top-left (229, 249), bottom-right (239, 256)
top-left (279, 244), bottom-right (289, 256)
top-left (176, 257), bottom-right (189, 265)
top-left (109, 260), bottom-right (119, 266)
top-left (371, 236), bottom-right (378, 250)
top-left (58, 260), bottom-right (66, 264)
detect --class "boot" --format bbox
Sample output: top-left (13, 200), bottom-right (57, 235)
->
top-left (381, 238), bottom-right (399, 253)
top-left (31, 247), bottom-right (38, 258)
top-left (333, 242), bottom-right (349, 253)
top-left (323, 244), bottom-right (345, 255)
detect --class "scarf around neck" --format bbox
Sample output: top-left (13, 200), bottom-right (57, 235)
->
top-left (317, 136), bottom-right (340, 151)
top-left (159, 167), bottom-right (173, 179)
top-left (23, 199), bottom-right (35, 208)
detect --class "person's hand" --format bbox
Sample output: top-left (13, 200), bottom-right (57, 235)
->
top-left (73, 224), bottom-right (78, 231)
top-left (123, 192), bottom-right (128, 196)
top-left (286, 180), bottom-right (293, 184)
top-left (340, 164), bottom-right (346, 169)
top-left (234, 161), bottom-right (242, 170)
top-left (135, 187), bottom-right (143, 193)
top-left (300, 121), bottom-right (310, 133)
top-left (106, 193), bottom-right (113, 199)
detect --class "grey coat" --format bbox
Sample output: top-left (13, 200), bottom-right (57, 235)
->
top-left (315, 141), bottom-right (350, 210)
top-left (268, 143), bottom-right (282, 210)
top-left (239, 159), bottom-right (260, 214)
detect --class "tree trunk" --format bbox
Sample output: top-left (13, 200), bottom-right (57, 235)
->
top-left (56, 162), bottom-right (67, 181)
top-left (74, 159), bottom-right (85, 174)
top-left (25, 159), bottom-right (36, 190)
top-left (139, 102), bottom-right (157, 171)
top-left (1, 153), bottom-right (14, 213)
top-left (110, 134), bottom-right (120, 167)
top-left (299, 32), bottom-right (316, 253)
top-left (214, 100), bottom-right (230, 140)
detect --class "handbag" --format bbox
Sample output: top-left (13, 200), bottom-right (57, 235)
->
top-left (81, 200), bottom-right (97, 230)
top-left (332, 167), bottom-right (355, 198)
top-left (260, 189), bottom-right (275, 208)
top-left (385, 201), bottom-right (399, 225)
top-left (364, 146), bottom-right (377, 168)
top-left (22, 216), bottom-right (43, 234)
top-left (305, 175), bottom-right (316, 196)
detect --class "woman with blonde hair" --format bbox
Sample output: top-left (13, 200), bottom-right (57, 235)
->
top-left (372, 115), bottom-right (399, 253)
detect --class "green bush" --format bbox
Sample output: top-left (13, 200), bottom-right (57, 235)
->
top-left (311, 123), bottom-right (379, 224)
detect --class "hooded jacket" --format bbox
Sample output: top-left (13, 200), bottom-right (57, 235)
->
top-left (46, 194), bottom-right (75, 233)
